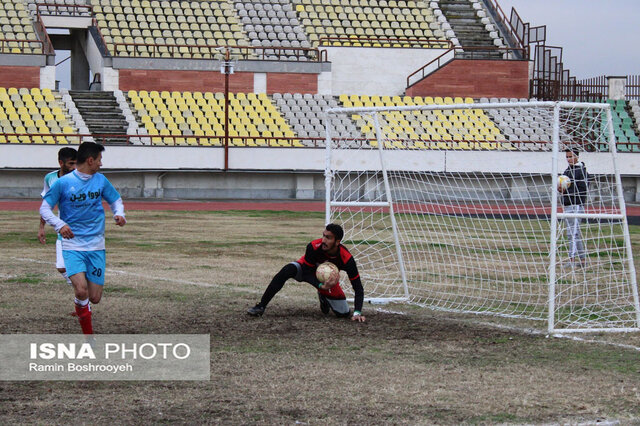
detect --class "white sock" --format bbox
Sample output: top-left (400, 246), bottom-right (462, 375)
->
top-left (74, 297), bottom-right (89, 307)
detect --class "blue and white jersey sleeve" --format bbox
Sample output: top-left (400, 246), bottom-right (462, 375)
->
top-left (41, 179), bottom-right (66, 233)
top-left (41, 171), bottom-right (64, 240)
top-left (42, 177), bottom-right (63, 209)
top-left (41, 170), bottom-right (59, 198)
top-left (102, 177), bottom-right (121, 205)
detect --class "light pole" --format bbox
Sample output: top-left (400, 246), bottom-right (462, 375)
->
top-left (219, 47), bottom-right (235, 171)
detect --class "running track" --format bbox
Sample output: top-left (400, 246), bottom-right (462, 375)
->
top-left (0, 199), bottom-right (326, 212)
top-left (2, 199), bottom-right (639, 224)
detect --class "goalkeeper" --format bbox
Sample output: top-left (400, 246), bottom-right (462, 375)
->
top-left (247, 223), bottom-right (366, 322)
top-left (559, 148), bottom-right (588, 267)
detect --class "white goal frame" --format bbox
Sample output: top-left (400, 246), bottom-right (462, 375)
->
top-left (324, 101), bottom-right (640, 334)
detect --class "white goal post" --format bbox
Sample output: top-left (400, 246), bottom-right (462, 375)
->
top-left (324, 100), bottom-right (640, 333)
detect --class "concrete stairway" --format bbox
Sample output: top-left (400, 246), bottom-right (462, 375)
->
top-left (69, 91), bottom-right (129, 144)
top-left (437, 0), bottom-right (502, 59)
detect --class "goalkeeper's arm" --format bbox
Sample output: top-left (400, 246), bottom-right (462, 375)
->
top-left (350, 276), bottom-right (364, 313)
top-left (344, 257), bottom-right (364, 313)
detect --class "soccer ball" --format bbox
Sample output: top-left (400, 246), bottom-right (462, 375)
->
top-left (558, 175), bottom-right (571, 190)
top-left (316, 262), bottom-right (338, 284)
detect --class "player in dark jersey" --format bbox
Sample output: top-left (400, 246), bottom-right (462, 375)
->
top-left (247, 223), bottom-right (366, 322)
top-left (559, 148), bottom-right (588, 267)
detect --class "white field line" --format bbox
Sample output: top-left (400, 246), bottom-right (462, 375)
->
top-left (9, 256), bottom-right (640, 351)
top-left (373, 308), bottom-right (408, 316)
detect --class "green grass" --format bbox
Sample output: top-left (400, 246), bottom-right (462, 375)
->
top-left (0, 232), bottom-right (39, 244)
top-left (4, 273), bottom-right (47, 284)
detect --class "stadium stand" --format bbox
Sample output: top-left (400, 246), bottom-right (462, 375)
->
top-left (122, 91), bottom-right (530, 150)
top-left (114, 89), bottom-right (142, 141)
top-left (435, 0), bottom-right (505, 52)
top-left (68, 90), bottom-right (131, 144)
top-left (607, 99), bottom-right (640, 152)
top-left (0, 87), bottom-right (77, 143)
top-left (481, 98), bottom-right (554, 149)
top-left (272, 93), bottom-right (360, 143)
top-left (127, 90), bottom-right (303, 146)
top-left (234, 0), bottom-right (313, 60)
top-left (0, 0), bottom-right (635, 154)
top-left (338, 94), bottom-right (505, 149)
top-left (290, 0), bottom-right (446, 47)
top-left (0, 0), bottom-right (42, 54)
top-left (59, 89), bottom-right (90, 138)
top-left (90, 0), bottom-right (252, 58)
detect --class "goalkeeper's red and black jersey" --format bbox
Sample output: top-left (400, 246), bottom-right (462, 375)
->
top-left (298, 239), bottom-right (359, 279)
top-left (298, 239), bottom-right (365, 311)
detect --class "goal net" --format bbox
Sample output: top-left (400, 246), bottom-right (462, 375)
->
top-left (324, 100), bottom-right (639, 333)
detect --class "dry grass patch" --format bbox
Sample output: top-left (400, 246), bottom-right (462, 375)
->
top-left (1, 210), bottom-right (640, 424)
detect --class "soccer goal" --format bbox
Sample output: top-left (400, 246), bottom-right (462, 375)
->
top-left (324, 100), bottom-right (639, 333)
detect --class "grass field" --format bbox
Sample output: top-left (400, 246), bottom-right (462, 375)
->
top-left (1, 208), bottom-right (640, 424)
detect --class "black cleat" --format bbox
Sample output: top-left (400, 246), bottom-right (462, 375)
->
top-left (318, 294), bottom-right (330, 315)
top-left (247, 304), bottom-right (265, 317)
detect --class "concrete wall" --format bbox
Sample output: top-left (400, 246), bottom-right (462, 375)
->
top-left (608, 76), bottom-right (627, 101)
top-left (40, 65), bottom-right (56, 89)
top-left (323, 46), bottom-right (448, 95)
top-left (2, 145), bottom-right (639, 202)
top-left (85, 29), bottom-right (105, 83)
top-left (2, 145), bottom-right (639, 175)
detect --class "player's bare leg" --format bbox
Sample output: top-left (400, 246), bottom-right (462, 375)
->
top-left (87, 281), bottom-right (103, 305)
top-left (57, 265), bottom-right (77, 316)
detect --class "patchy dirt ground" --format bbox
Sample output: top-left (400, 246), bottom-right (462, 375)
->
top-left (1, 210), bottom-right (640, 425)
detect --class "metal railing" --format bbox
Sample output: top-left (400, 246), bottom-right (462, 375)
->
top-left (0, 38), bottom-right (46, 55)
top-left (0, 133), bottom-right (324, 148)
top-left (110, 42), bottom-right (321, 62)
top-left (628, 75), bottom-right (640, 100)
top-left (36, 3), bottom-right (92, 17)
top-left (91, 17), bottom-right (110, 57)
top-left (407, 46), bottom-right (527, 88)
top-left (3, 133), bottom-right (637, 153)
top-left (317, 36), bottom-right (452, 49)
top-left (33, 6), bottom-right (57, 55)
top-left (537, 74), bottom-right (640, 102)
top-left (482, 0), bottom-right (527, 53)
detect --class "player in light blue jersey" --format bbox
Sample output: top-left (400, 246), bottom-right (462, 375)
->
top-left (38, 147), bottom-right (77, 286)
top-left (40, 142), bottom-right (126, 335)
